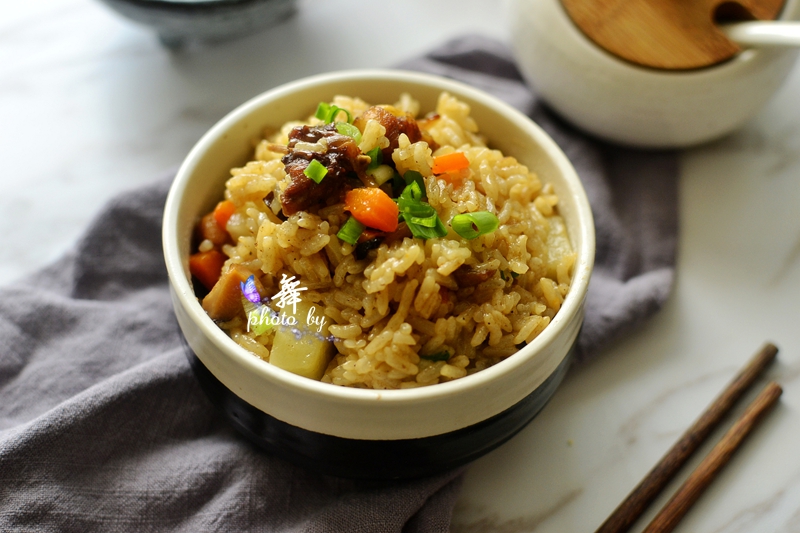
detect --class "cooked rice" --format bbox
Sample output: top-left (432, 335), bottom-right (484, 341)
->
top-left (208, 92), bottom-right (575, 389)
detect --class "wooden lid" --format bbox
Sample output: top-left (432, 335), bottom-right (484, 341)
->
top-left (560, 0), bottom-right (785, 70)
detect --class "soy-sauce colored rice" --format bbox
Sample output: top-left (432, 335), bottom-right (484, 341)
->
top-left (203, 92), bottom-right (575, 389)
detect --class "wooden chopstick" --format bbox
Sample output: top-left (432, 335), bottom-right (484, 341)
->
top-left (594, 342), bottom-right (779, 533)
top-left (642, 381), bottom-right (782, 533)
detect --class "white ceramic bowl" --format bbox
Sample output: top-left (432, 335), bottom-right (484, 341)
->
top-left (163, 70), bottom-right (595, 478)
top-left (510, 0), bottom-right (800, 148)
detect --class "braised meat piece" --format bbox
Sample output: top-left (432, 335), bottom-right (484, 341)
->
top-left (280, 124), bottom-right (366, 216)
top-left (353, 106), bottom-right (426, 161)
top-left (383, 221), bottom-right (413, 245)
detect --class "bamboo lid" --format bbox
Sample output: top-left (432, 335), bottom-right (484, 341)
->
top-left (560, 0), bottom-right (785, 70)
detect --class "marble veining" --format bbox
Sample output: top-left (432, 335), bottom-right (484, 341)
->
top-left (616, 366), bottom-right (734, 446)
top-left (453, 489), bottom-right (584, 533)
top-left (770, 232), bottom-right (800, 285)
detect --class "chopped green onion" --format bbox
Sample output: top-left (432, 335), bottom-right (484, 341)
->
top-left (391, 172), bottom-right (405, 196)
top-left (418, 216), bottom-right (448, 240)
top-left (336, 122), bottom-right (362, 144)
top-left (409, 213), bottom-right (439, 228)
top-left (421, 351), bottom-right (451, 361)
top-left (395, 181), bottom-right (446, 240)
top-left (330, 107), bottom-right (352, 124)
top-left (247, 307), bottom-right (274, 336)
top-left (406, 218), bottom-right (446, 240)
top-left (303, 159), bottom-right (328, 184)
top-left (451, 211), bottom-right (499, 240)
top-left (315, 102), bottom-right (332, 121)
top-left (396, 186), bottom-right (422, 213)
top-left (365, 147), bottom-right (382, 170)
top-left (314, 102), bottom-right (353, 124)
top-left (403, 170), bottom-right (426, 195)
top-left (242, 297), bottom-right (274, 336)
top-left (337, 216), bottom-right (365, 245)
top-left (367, 164), bottom-right (395, 186)
top-left (398, 179), bottom-right (424, 204)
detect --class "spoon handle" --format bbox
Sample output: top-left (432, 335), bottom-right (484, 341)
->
top-left (721, 21), bottom-right (800, 48)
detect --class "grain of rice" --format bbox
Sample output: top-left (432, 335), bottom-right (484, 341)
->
top-left (440, 363), bottom-right (467, 380)
top-left (358, 119), bottom-right (390, 154)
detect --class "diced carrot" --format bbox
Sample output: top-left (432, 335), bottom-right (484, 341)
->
top-left (432, 152), bottom-right (470, 175)
top-left (344, 187), bottom-right (399, 233)
top-left (213, 200), bottom-right (237, 229)
top-left (198, 212), bottom-right (229, 246)
top-left (189, 249), bottom-right (227, 291)
top-left (202, 264), bottom-right (264, 322)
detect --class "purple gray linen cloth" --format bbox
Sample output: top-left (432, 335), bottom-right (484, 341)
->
top-left (0, 35), bottom-right (677, 531)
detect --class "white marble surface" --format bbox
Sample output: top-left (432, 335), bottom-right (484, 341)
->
top-left (3, 0), bottom-right (800, 531)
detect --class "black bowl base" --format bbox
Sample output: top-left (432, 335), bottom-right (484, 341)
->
top-left (182, 336), bottom-right (574, 480)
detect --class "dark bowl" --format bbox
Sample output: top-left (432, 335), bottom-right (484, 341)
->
top-left (97, 0), bottom-right (297, 48)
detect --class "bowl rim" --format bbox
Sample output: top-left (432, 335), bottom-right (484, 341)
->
top-left (163, 68), bottom-right (595, 407)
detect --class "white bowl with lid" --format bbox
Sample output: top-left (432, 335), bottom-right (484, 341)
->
top-left (162, 69), bottom-right (595, 479)
top-left (510, 0), bottom-right (800, 147)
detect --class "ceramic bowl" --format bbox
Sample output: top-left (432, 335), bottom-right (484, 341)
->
top-left (97, 0), bottom-right (297, 48)
top-left (162, 69), bottom-right (595, 479)
top-left (510, 0), bottom-right (800, 148)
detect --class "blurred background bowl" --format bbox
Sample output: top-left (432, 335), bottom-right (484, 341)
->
top-left (163, 69), bottom-right (595, 479)
top-left (96, 0), bottom-right (297, 48)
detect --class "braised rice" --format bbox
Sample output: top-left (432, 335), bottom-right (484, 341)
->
top-left (201, 92), bottom-right (575, 389)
